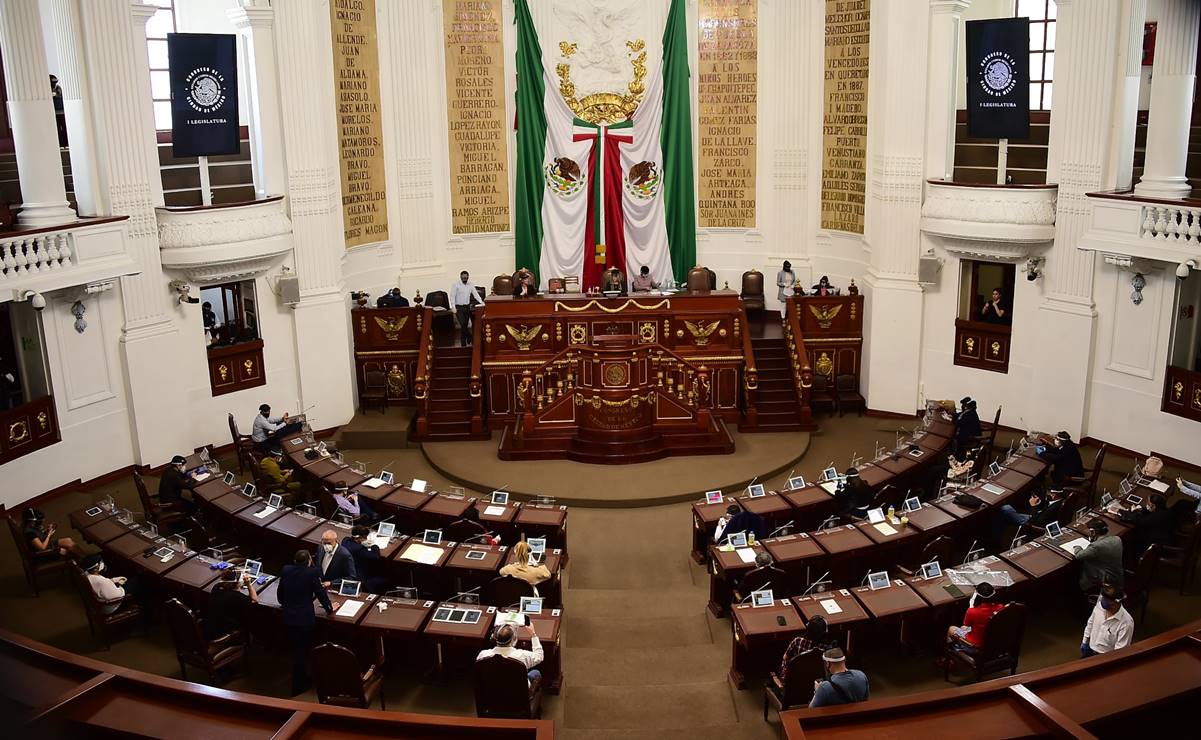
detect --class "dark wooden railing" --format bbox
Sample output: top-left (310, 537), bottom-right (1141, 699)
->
top-left (0, 627), bottom-right (553, 738)
top-left (470, 304), bottom-right (485, 434)
top-left (206, 338), bottom-right (266, 396)
top-left (738, 305), bottom-right (759, 428)
top-left (413, 307), bottom-right (434, 437)
top-left (783, 297), bottom-right (815, 429)
top-left (0, 394), bottom-right (60, 464)
top-left (953, 318), bottom-right (1012, 374)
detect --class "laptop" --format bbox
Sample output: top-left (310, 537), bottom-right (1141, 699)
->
top-left (422, 529), bottom-right (442, 545)
top-left (920, 561), bottom-right (942, 580)
top-left (705, 490), bottom-right (724, 505)
top-left (379, 471), bottom-right (394, 485)
top-left (223, 471), bottom-right (236, 486)
top-left (243, 559), bottom-right (263, 577)
top-left (751, 589), bottom-right (774, 607)
top-left (491, 490), bottom-right (509, 505)
top-left (338, 579), bottom-right (361, 598)
top-left (902, 496), bottom-right (922, 514)
top-left (726, 531), bottom-right (748, 548)
top-left (520, 596), bottom-right (543, 615)
top-left (787, 476), bottom-right (806, 491)
top-left (746, 483), bottom-right (766, 498)
top-left (866, 508), bottom-right (885, 524)
top-left (867, 571), bottom-right (890, 591)
top-left (1044, 521), bottom-right (1063, 540)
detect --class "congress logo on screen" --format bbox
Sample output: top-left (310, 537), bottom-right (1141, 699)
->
top-left (979, 51), bottom-right (1017, 97)
top-left (185, 67), bottom-right (228, 114)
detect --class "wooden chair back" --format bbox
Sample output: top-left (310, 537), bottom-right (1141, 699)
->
top-left (780, 648), bottom-right (825, 706)
top-left (444, 518), bottom-right (489, 544)
top-left (474, 653), bottom-right (538, 719)
top-left (493, 274), bottom-right (514, 296)
top-left (310, 642), bottom-right (370, 707)
top-left (165, 598), bottom-right (207, 658)
top-left (424, 290), bottom-right (450, 310)
top-left (481, 575), bottom-right (536, 607)
top-left (979, 602), bottom-right (1026, 665)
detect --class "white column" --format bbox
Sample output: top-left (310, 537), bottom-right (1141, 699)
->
top-left (1111, 0), bottom-right (1148, 192)
top-left (0, 0), bottom-right (76, 226)
top-left (1134, 0), bottom-right (1200, 198)
top-left (274, 0), bottom-right (355, 428)
top-left (924, 1), bottom-right (971, 181)
top-left (40, 0), bottom-right (104, 216)
top-left (228, 0), bottom-right (288, 199)
top-left (861, 0), bottom-right (930, 415)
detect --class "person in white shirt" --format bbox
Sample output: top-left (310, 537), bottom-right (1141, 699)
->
top-left (1080, 585), bottom-right (1134, 657)
top-left (451, 271), bottom-right (484, 347)
top-left (83, 558), bottom-right (131, 615)
top-left (476, 623), bottom-right (544, 687)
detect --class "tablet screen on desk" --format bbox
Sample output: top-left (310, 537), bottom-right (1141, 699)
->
top-left (491, 491), bottom-right (509, 505)
top-left (433, 607), bottom-right (453, 622)
top-left (85, 507), bottom-right (102, 517)
top-left (423, 529), bottom-right (442, 545)
top-left (1044, 521), bottom-right (1062, 539)
top-left (903, 497), bottom-right (921, 513)
top-left (461, 609), bottom-right (481, 624)
top-left (751, 589), bottom-right (774, 608)
top-left (223, 471), bottom-right (236, 486)
top-left (787, 476), bottom-right (806, 491)
top-left (726, 532), bottom-right (747, 548)
top-left (920, 561), bottom-right (942, 580)
top-left (338, 579), bottom-right (361, 597)
top-left (154, 546), bottom-right (174, 559)
top-left (243, 559), bottom-right (263, 577)
top-left (989, 462), bottom-right (1002, 477)
top-left (520, 596), bottom-right (543, 614)
top-left (867, 572), bottom-right (890, 591)
top-left (527, 537), bottom-right (546, 554)
top-left (705, 490), bottom-right (723, 505)
top-left (379, 471), bottom-right (394, 485)
top-left (464, 550), bottom-right (488, 561)
top-left (747, 484), bottom-right (766, 498)
top-left (375, 522), bottom-right (395, 540)
top-left (242, 483), bottom-right (256, 499)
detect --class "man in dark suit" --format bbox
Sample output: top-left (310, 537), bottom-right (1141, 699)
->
top-left (952, 397), bottom-right (981, 456)
top-left (315, 529), bottom-right (357, 588)
top-left (1038, 431), bottom-right (1084, 486)
top-left (158, 455), bottom-right (198, 513)
top-left (278, 550), bottom-right (337, 695)
top-left (992, 488), bottom-right (1064, 544)
top-left (715, 504), bottom-right (767, 543)
top-left (835, 468), bottom-right (873, 521)
top-left (342, 526), bottom-right (388, 594)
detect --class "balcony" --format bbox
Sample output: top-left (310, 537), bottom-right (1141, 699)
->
top-left (920, 179), bottom-right (1058, 262)
top-left (1078, 190), bottom-right (1201, 267)
top-left (156, 196), bottom-right (292, 283)
top-left (1, 216), bottom-right (137, 301)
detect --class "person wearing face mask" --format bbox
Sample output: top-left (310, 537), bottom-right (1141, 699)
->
top-left (314, 529), bottom-right (357, 589)
top-left (809, 647), bottom-right (869, 708)
top-left (1072, 518), bottom-right (1124, 595)
top-left (1036, 431), bottom-right (1084, 486)
top-left (330, 483), bottom-right (377, 525)
top-left (1080, 584), bottom-right (1133, 657)
top-left (158, 455), bottom-right (199, 514)
top-left (81, 555), bottom-right (149, 618)
top-left (278, 550), bottom-right (338, 695)
top-left (342, 525), bottom-right (388, 594)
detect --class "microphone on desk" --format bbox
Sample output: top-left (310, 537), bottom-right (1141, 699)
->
top-left (452, 586), bottom-right (481, 605)
top-left (801, 573), bottom-right (830, 597)
top-left (739, 582), bottom-right (771, 604)
top-left (462, 533), bottom-right (492, 544)
top-left (745, 475), bottom-right (759, 493)
top-left (859, 570), bottom-right (872, 587)
top-left (961, 539), bottom-right (979, 565)
top-left (766, 521), bottom-right (794, 539)
top-left (817, 516), bottom-right (840, 531)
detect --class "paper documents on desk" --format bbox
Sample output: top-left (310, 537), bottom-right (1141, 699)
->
top-left (735, 548), bottom-right (757, 564)
top-left (400, 543), bottom-right (443, 565)
top-left (1148, 479), bottom-right (1170, 493)
top-left (820, 599), bottom-right (843, 615)
top-left (193, 472), bottom-right (211, 482)
top-left (336, 600), bottom-right (363, 618)
top-left (483, 505), bottom-right (507, 517)
top-left (873, 522), bottom-right (898, 536)
top-left (1059, 537), bottom-right (1091, 554)
top-left (946, 568), bottom-right (1013, 587)
top-left (369, 535), bottom-right (389, 549)
top-left (253, 507), bottom-right (277, 519)
top-left (819, 481), bottom-right (839, 495)
top-left (362, 477), bottom-right (385, 489)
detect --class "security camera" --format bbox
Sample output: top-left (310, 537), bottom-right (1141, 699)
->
top-left (1177, 260), bottom-right (1196, 280)
top-left (1024, 257), bottom-right (1044, 282)
top-left (168, 280), bottom-right (200, 305)
top-left (21, 290), bottom-right (46, 311)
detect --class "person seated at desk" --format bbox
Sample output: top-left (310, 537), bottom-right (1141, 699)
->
top-left (779, 615), bottom-right (834, 680)
top-left (1081, 584), bottom-right (1133, 657)
top-left (809, 648), bottom-right (869, 708)
top-left (500, 540), bottom-right (552, 589)
top-left (451, 506), bottom-right (500, 545)
top-left (1036, 431), bottom-right (1084, 486)
top-left (600, 267), bottom-right (627, 295)
top-left (477, 623), bottom-right (544, 688)
top-left (251, 404), bottom-right (302, 452)
top-left (330, 484), bottom-right (377, 525)
top-left (157, 455), bottom-right (199, 514)
top-left (82, 555), bottom-right (149, 618)
top-left (834, 468), bottom-right (872, 521)
top-left (375, 287), bottom-right (409, 308)
top-left (1175, 476), bottom-right (1201, 513)
top-left (947, 447), bottom-right (981, 481)
top-left (315, 529), bottom-right (357, 589)
top-left (952, 397), bottom-right (981, 456)
top-left (205, 572), bottom-right (258, 641)
top-left (513, 268), bottom-right (538, 297)
top-left (260, 448), bottom-right (303, 500)
top-left (810, 275), bottom-right (838, 297)
top-left (22, 507), bottom-right (84, 559)
top-left (1121, 493), bottom-right (1176, 556)
top-left (992, 488), bottom-right (1064, 543)
top-left (945, 582), bottom-right (1004, 656)
top-left (631, 265), bottom-right (659, 292)
top-left (342, 526), bottom-right (388, 594)
top-left (714, 504), bottom-right (767, 543)
top-left (1073, 518), bottom-right (1124, 595)
top-left (279, 550), bottom-right (339, 695)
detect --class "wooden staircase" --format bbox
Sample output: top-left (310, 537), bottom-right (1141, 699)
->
top-left (749, 336), bottom-right (804, 432)
top-left (417, 345), bottom-right (488, 441)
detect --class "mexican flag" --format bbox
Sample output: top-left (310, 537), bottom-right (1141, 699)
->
top-left (514, 0), bottom-right (696, 290)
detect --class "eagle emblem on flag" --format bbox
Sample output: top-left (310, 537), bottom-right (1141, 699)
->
top-left (544, 157), bottom-right (586, 197)
top-left (624, 161), bottom-right (660, 200)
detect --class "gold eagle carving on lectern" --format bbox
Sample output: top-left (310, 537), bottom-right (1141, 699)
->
top-left (506, 324), bottom-right (543, 351)
top-left (374, 315), bottom-right (409, 340)
top-left (684, 319), bottom-right (721, 346)
top-left (808, 304), bottom-right (842, 329)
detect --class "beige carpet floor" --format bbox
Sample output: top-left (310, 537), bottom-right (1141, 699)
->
top-left (2, 413), bottom-right (1199, 739)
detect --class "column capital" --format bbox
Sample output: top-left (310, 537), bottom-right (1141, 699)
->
top-left (228, 5), bottom-right (274, 31)
top-left (930, 0), bottom-right (971, 15)
top-left (130, 2), bottom-right (157, 26)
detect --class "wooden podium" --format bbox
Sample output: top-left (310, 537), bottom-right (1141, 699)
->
top-left (497, 335), bottom-right (734, 463)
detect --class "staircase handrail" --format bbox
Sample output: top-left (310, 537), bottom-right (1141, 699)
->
top-left (469, 304), bottom-right (485, 434)
top-left (783, 296), bottom-right (814, 428)
top-left (413, 306), bottom-right (434, 436)
top-left (739, 304), bottom-right (759, 428)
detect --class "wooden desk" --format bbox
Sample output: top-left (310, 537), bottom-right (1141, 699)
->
top-left (422, 494), bottom-right (475, 526)
top-left (514, 504), bottom-right (568, 550)
top-left (476, 500), bottom-right (520, 542)
top-left (708, 543), bottom-right (767, 617)
top-left (381, 486), bottom-right (433, 514)
top-left (324, 467), bottom-right (369, 490)
top-left (903, 502), bottom-right (956, 532)
top-left (781, 485), bottom-right (838, 531)
top-left (763, 533), bottom-right (825, 587)
top-left (792, 591), bottom-right (869, 653)
top-left (68, 505), bottom-right (113, 533)
top-left (208, 490), bottom-right (257, 516)
top-left (266, 510), bottom-right (324, 540)
top-left (850, 580), bottom-right (927, 620)
top-left (163, 552), bottom-right (228, 596)
top-left (444, 543), bottom-right (507, 592)
top-left (351, 480), bottom-right (398, 503)
top-left (903, 572), bottom-right (972, 609)
top-left (738, 492), bottom-right (794, 527)
top-left (318, 589), bottom-right (378, 627)
top-left (234, 499), bottom-right (289, 529)
top-left (730, 599), bottom-right (805, 688)
top-left (809, 525), bottom-right (873, 584)
top-left (80, 515), bottom-right (138, 545)
top-left (1000, 541), bottom-right (1074, 580)
top-left (423, 602), bottom-right (495, 674)
top-left (301, 456), bottom-right (345, 479)
top-left (358, 597), bottom-right (434, 635)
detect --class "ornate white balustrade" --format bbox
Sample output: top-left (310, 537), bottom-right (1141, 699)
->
top-left (156, 196), bottom-right (293, 283)
top-left (920, 180), bottom-right (1058, 262)
top-left (1, 217), bottom-right (137, 300)
top-left (1079, 192), bottom-right (1201, 265)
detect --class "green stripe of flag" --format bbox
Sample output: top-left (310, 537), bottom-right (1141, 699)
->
top-left (662, 0), bottom-right (696, 282)
top-left (514, 0), bottom-right (546, 284)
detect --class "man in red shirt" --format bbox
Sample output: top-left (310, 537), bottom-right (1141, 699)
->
top-left (946, 582), bottom-right (1004, 655)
